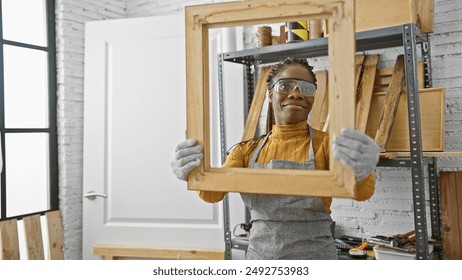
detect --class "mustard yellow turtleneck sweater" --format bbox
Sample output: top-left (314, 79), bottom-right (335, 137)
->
top-left (197, 121), bottom-right (375, 213)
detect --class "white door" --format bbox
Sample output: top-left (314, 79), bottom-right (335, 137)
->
top-left (83, 14), bottom-right (245, 260)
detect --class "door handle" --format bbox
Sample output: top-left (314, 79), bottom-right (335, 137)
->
top-left (83, 191), bottom-right (108, 200)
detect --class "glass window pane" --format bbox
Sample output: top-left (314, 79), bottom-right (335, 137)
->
top-left (5, 133), bottom-right (49, 217)
top-left (3, 45), bottom-right (49, 128)
top-left (1, 0), bottom-right (47, 46)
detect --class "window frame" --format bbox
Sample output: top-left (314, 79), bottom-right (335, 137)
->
top-left (0, 0), bottom-right (58, 220)
top-left (185, 0), bottom-right (359, 198)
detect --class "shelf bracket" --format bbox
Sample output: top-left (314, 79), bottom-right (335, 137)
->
top-left (428, 158), bottom-right (442, 242)
top-left (244, 63), bottom-right (256, 115)
top-left (422, 35), bottom-right (433, 88)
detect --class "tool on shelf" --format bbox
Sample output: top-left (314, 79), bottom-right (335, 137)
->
top-left (348, 241), bottom-right (369, 259)
top-left (233, 223), bottom-right (252, 238)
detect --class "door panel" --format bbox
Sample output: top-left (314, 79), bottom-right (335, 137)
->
top-left (83, 14), bottom-right (224, 260)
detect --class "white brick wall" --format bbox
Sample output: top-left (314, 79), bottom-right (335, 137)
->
top-left (56, 0), bottom-right (126, 260)
top-left (126, 0), bottom-right (215, 17)
top-left (56, 0), bottom-right (462, 259)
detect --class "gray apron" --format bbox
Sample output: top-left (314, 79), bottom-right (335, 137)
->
top-left (241, 126), bottom-right (337, 260)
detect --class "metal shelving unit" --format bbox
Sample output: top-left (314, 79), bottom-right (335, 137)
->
top-left (217, 24), bottom-right (441, 260)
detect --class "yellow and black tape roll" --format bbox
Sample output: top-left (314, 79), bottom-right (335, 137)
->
top-left (285, 21), bottom-right (308, 43)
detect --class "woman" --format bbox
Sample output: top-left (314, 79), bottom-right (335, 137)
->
top-left (171, 57), bottom-right (380, 259)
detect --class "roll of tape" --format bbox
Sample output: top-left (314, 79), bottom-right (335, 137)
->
top-left (309, 20), bottom-right (323, 39)
top-left (257, 26), bottom-right (272, 47)
top-left (285, 21), bottom-right (308, 43)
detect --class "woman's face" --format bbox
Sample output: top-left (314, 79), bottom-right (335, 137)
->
top-left (269, 64), bottom-right (316, 125)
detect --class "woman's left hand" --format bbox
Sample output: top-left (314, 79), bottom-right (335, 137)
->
top-left (332, 128), bottom-right (380, 182)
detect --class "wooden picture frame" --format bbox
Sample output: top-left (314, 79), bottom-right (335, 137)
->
top-left (185, 0), bottom-right (357, 198)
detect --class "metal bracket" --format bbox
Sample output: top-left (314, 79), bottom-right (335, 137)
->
top-left (422, 36), bottom-right (433, 88)
top-left (223, 195), bottom-right (232, 260)
top-left (428, 158), bottom-right (442, 241)
top-left (244, 63), bottom-right (256, 114)
top-left (377, 159), bottom-right (412, 167)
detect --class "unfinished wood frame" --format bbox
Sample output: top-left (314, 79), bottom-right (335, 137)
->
top-left (185, 0), bottom-right (357, 198)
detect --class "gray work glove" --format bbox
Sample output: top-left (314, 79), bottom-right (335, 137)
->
top-left (332, 128), bottom-right (380, 182)
top-left (171, 139), bottom-right (203, 181)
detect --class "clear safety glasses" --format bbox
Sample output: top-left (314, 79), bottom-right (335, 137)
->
top-left (269, 78), bottom-right (317, 97)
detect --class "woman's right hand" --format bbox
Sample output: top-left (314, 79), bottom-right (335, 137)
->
top-left (171, 139), bottom-right (203, 181)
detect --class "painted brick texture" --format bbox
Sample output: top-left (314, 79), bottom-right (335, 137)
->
top-left (56, 0), bottom-right (126, 260)
top-left (126, 0), bottom-right (216, 17)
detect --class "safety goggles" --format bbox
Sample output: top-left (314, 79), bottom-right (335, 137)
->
top-left (269, 78), bottom-right (317, 97)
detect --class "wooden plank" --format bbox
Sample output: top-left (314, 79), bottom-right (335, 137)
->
top-left (310, 55), bottom-right (363, 132)
top-left (192, 168), bottom-right (353, 198)
top-left (440, 172), bottom-right (453, 259)
top-left (355, 55), bottom-right (365, 91)
top-left (243, 0), bottom-right (431, 34)
top-left (351, 54), bottom-right (365, 133)
top-left (94, 244), bottom-right (225, 260)
top-left (327, 0), bottom-right (357, 197)
top-left (375, 55), bottom-right (405, 150)
top-left (23, 215), bottom-right (45, 260)
top-left (416, 0), bottom-right (434, 33)
top-left (356, 0), bottom-right (414, 32)
top-left (366, 88), bottom-right (445, 151)
top-left (440, 172), bottom-right (462, 259)
top-left (309, 70), bottom-right (328, 131)
top-left (241, 66), bottom-right (270, 141)
top-left (374, 61), bottom-right (424, 92)
top-left (0, 219), bottom-right (20, 260)
top-left (186, 1), bottom-right (209, 168)
top-left (355, 0), bottom-right (433, 33)
top-left (46, 210), bottom-right (65, 260)
top-left (356, 54), bottom-right (379, 133)
top-left (458, 172), bottom-right (462, 258)
top-left (379, 152), bottom-right (399, 160)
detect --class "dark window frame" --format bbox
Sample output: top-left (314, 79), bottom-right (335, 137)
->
top-left (0, 0), bottom-right (58, 220)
